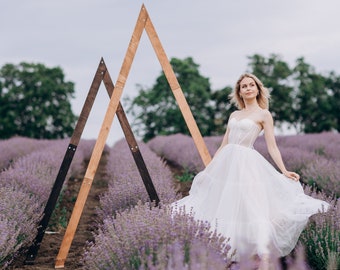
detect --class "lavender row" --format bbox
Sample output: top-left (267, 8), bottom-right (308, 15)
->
top-left (254, 132), bottom-right (340, 196)
top-left (0, 138), bottom-right (96, 268)
top-left (299, 187), bottom-right (340, 270)
top-left (148, 132), bottom-right (340, 196)
top-left (0, 186), bottom-right (42, 268)
top-left (83, 203), bottom-right (230, 270)
top-left (147, 134), bottom-right (222, 172)
top-left (83, 203), bottom-right (320, 269)
top-left (0, 137), bottom-right (51, 171)
top-left (0, 136), bottom-right (98, 173)
top-left (83, 139), bottom-right (231, 269)
top-left (97, 139), bottom-right (178, 220)
top-left (84, 201), bottom-right (320, 270)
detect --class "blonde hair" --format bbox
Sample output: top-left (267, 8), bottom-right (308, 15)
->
top-left (229, 73), bottom-right (270, 109)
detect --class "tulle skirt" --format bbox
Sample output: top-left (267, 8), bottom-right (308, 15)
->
top-left (172, 143), bottom-right (329, 258)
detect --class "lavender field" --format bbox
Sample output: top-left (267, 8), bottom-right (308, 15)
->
top-left (0, 133), bottom-right (339, 269)
top-left (0, 137), bottom-right (96, 268)
top-left (148, 132), bottom-right (340, 197)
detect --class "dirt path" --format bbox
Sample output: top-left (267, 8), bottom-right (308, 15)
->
top-left (9, 154), bottom-right (108, 270)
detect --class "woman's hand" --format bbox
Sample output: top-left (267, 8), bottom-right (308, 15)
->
top-left (283, 171), bottom-right (300, 181)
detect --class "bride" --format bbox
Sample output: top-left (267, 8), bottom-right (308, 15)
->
top-left (171, 73), bottom-right (329, 269)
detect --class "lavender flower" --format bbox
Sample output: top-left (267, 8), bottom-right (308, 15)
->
top-left (299, 186), bottom-right (339, 270)
top-left (148, 134), bottom-right (206, 173)
top-left (83, 202), bottom-right (230, 270)
top-left (0, 138), bottom-right (87, 267)
top-left (0, 136), bottom-right (50, 171)
top-left (302, 157), bottom-right (340, 196)
top-left (138, 239), bottom-right (228, 270)
top-left (0, 140), bottom-right (83, 204)
top-left (97, 139), bottom-right (178, 219)
top-left (0, 187), bottom-right (42, 267)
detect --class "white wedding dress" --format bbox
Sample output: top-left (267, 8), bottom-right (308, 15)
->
top-left (172, 117), bottom-right (329, 258)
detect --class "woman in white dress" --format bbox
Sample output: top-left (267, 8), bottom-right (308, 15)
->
top-left (172, 73), bottom-right (329, 268)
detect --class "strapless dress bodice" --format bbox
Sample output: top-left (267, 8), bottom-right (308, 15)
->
top-left (228, 118), bottom-right (262, 148)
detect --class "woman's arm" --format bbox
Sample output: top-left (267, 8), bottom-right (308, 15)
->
top-left (262, 110), bottom-right (300, 181)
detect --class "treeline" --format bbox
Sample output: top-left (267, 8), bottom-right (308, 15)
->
top-left (1, 55), bottom-right (339, 141)
top-left (127, 54), bottom-right (340, 141)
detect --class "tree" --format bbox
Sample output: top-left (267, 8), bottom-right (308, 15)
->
top-left (210, 86), bottom-right (236, 135)
top-left (0, 62), bottom-right (77, 139)
top-left (247, 54), bottom-right (339, 133)
top-left (247, 54), bottom-right (295, 126)
top-left (326, 72), bottom-right (340, 131)
top-left (293, 58), bottom-right (336, 133)
top-left (127, 54), bottom-right (339, 140)
top-left (127, 57), bottom-right (215, 141)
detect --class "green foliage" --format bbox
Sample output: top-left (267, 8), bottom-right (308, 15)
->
top-left (314, 146), bottom-right (326, 156)
top-left (247, 54), bottom-right (295, 124)
top-left (248, 54), bottom-right (339, 133)
top-left (300, 221), bottom-right (340, 270)
top-left (175, 169), bottom-right (195, 183)
top-left (326, 72), bottom-right (340, 131)
top-left (127, 54), bottom-right (340, 140)
top-left (210, 86), bottom-right (236, 135)
top-left (0, 62), bottom-right (77, 139)
top-left (48, 191), bottom-right (68, 230)
top-left (126, 57), bottom-right (216, 141)
top-left (293, 58), bottom-right (336, 133)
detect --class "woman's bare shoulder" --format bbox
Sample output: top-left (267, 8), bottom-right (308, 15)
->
top-left (259, 109), bottom-right (273, 123)
top-left (230, 110), bottom-right (242, 117)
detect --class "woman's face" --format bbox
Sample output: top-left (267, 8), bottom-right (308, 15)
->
top-left (239, 77), bottom-right (258, 100)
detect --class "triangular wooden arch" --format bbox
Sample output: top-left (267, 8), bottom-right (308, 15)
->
top-left (25, 58), bottom-right (160, 265)
top-left (54, 4), bottom-right (212, 268)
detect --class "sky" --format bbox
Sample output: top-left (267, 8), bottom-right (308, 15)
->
top-left (1, 0), bottom-right (340, 146)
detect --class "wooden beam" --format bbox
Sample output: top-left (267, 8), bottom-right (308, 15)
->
top-left (143, 8), bottom-right (212, 166)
